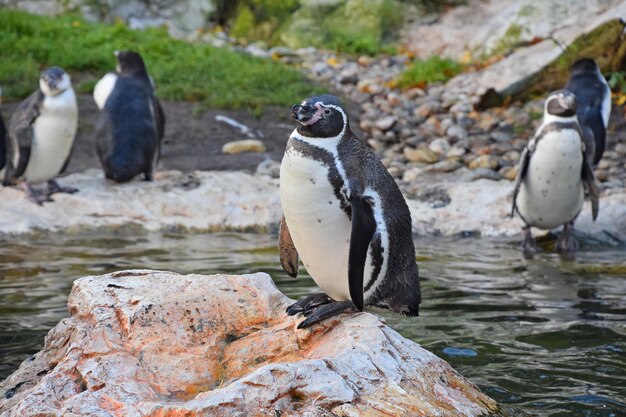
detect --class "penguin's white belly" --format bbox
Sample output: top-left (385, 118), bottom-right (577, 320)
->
top-left (23, 107), bottom-right (77, 184)
top-left (517, 131), bottom-right (584, 229)
top-left (93, 72), bottom-right (117, 109)
top-left (280, 149), bottom-right (351, 301)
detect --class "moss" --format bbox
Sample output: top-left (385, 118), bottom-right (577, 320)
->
top-left (0, 8), bottom-right (322, 110)
top-left (517, 18), bottom-right (626, 100)
top-left (279, 0), bottom-right (406, 55)
top-left (397, 56), bottom-right (463, 88)
top-left (491, 23), bottom-right (525, 55)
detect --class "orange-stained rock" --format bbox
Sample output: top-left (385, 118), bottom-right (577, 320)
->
top-left (0, 271), bottom-right (501, 416)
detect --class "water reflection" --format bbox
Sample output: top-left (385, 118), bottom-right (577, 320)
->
top-left (0, 232), bottom-right (624, 417)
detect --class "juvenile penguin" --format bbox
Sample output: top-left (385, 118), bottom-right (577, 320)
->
top-left (279, 94), bottom-right (421, 328)
top-left (565, 58), bottom-right (611, 164)
top-left (93, 50), bottom-right (165, 182)
top-left (2, 67), bottom-right (78, 205)
top-left (511, 89), bottom-right (599, 256)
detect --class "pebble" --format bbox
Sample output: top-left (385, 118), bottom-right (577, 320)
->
top-left (231, 40), bottom-right (625, 186)
top-left (404, 147), bottom-right (439, 164)
top-left (222, 139), bottom-right (267, 154)
top-left (468, 154), bottom-right (500, 170)
top-left (375, 115), bottom-right (398, 132)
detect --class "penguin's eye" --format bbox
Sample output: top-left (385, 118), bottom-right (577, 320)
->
top-left (323, 108), bottom-right (331, 116)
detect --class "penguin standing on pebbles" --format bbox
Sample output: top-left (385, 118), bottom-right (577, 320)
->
top-left (511, 89), bottom-right (599, 256)
top-left (2, 67), bottom-right (78, 205)
top-left (93, 50), bottom-right (164, 182)
top-left (279, 94), bottom-right (421, 329)
top-left (565, 58), bottom-right (611, 164)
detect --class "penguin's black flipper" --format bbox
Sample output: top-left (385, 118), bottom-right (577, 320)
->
top-left (348, 194), bottom-right (377, 312)
top-left (581, 151), bottom-right (600, 221)
top-left (511, 145), bottom-right (531, 218)
top-left (4, 90), bottom-right (42, 184)
top-left (153, 97), bottom-right (165, 164)
top-left (279, 215), bottom-right (299, 278)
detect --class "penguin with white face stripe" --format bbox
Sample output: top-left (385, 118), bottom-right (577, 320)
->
top-left (565, 58), bottom-right (611, 165)
top-left (511, 89), bottom-right (599, 256)
top-left (2, 67), bottom-right (78, 205)
top-left (279, 94), bottom-right (421, 328)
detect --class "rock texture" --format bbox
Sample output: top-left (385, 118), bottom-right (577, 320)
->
top-left (401, 0), bottom-right (626, 107)
top-left (0, 170), bottom-right (281, 235)
top-left (0, 271), bottom-right (500, 416)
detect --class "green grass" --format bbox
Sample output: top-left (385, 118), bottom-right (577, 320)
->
top-left (397, 56), bottom-right (463, 88)
top-left (0, 8), bottom-right (322, 110)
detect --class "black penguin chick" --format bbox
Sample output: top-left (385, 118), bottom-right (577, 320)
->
top-left (93, 50), bottom-right (165, 183)
top-left (3, 67), bottom-right (79, 205)
top-left (279, 94), bottom-right (421, 329)
top-left (511, 89), bottom-right (599, 257)
top-left (565, 58), bottom-right (611, 164)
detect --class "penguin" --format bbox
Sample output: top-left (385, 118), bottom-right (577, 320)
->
top-left (279, 94), bottom-right (421, 329)
top-left (93, 50), bottom-right (165, 182)
top-left (0, 86), bottom-right (6, 172)
top-left (511, 89), bottom-right (599, 256)
top-left (565, 58), bottom-right (611, 164)
top-left (2, 67), bottom-right (78, 205)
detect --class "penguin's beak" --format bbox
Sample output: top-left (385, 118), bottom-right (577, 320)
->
top-left (291, 103), bottom-right (318, 125)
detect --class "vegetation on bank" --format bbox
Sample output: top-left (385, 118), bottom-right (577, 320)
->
top-left (0, 8), bottom-right (321, 110)
top-left (397, 56), bottom-right (463, 89)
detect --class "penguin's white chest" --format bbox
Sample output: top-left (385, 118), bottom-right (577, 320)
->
top-left (517, 130), bottom-right (584, 229)
top-left (280, 146), bottom-right (351, 301)
top-left (23, 90), bottom-right (78, 183)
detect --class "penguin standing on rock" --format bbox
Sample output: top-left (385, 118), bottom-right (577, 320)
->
top-left (93, 50), bottom-right (164, 182)
top-left (511, 90), bottom-right (599, 256)
top-left (279, 94), bottom-right (421, 329)
top-left (2, 67), bottom-right (78, 205)
top-left (565, 58), bottom-right (611, 164)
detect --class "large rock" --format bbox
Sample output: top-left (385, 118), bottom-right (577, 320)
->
top-left (0, 0), bottom-right (217, 38)
top-left (406, 0), bottom-right (626, 106)
top-left (0, 270), bottom-right (501, 416)
top-left (406, 178), bottom-right (626, 238)
top-left (0, 170), bottom-right (281, 235)
top-left (1, 169), bottom-right (625, 239)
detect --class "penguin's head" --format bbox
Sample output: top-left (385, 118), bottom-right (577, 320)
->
top-left (291, 94), bottom-right (347, 138)
top-left (545, 89), bottom-right (577, 118)
top-left (39, 67), bottom-right (71, 97)
top-left (114, 50), bottom-right (148, 77)
top-left (570, 58), bottom-right (599, 75)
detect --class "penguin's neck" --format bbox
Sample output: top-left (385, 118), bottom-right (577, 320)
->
top-left (541, 113), bottom-right (577, 127)
top-left (42, 87), bottom-right (77, 114)
top-left (290, 129), bottom-right (344, 155)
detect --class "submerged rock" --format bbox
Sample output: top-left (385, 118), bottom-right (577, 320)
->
top-left (0, 270), bottom-right (500, 416)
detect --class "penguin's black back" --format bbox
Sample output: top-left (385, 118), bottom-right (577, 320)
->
top-left (95, 75), bottom-right (158, 182)
top-left (565, 67), bottom-right (608, 164)
top-left (338, 128), bottom-right (420, 315)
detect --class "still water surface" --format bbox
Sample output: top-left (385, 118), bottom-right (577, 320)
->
top-left (0, 231), bottom-right (624, 416)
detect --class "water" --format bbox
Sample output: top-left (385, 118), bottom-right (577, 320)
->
top-left (0, 231), bottom-right (625, 416)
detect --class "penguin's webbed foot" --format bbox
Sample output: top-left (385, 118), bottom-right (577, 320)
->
top-left (521, 226), bottom-right (540, 258)
top-left (22, 182), bottom-right (53, 206)
top-left (286, 292), bottom-right (332, 316)
top-left (47, 179), bottom-right (78, 196)
top-left (556, 221), bottom-right (578, 253)
top-left (297, 301), bottom-right (357, 329)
